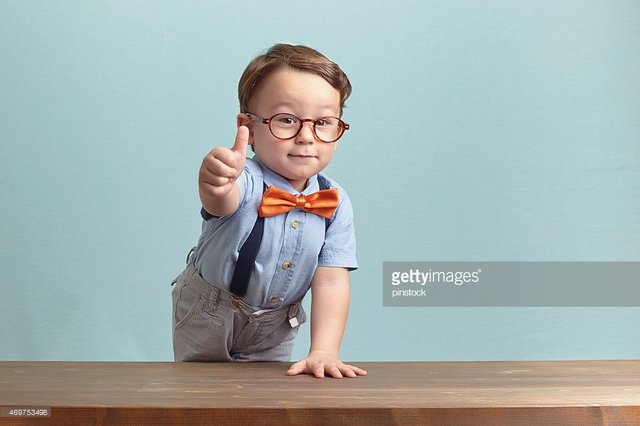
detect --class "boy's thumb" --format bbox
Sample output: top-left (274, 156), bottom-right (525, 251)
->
top-left (232, 125), bottom-right (250, 155)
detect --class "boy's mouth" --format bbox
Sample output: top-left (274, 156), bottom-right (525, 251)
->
top-left (288, 153), bottom-right (317, 159)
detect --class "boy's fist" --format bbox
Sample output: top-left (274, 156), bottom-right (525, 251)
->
top-left (199, 126), bottom-right (249, 198)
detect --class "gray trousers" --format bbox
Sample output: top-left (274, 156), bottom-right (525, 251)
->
top-left (171, 262), bottom-right (306, 362)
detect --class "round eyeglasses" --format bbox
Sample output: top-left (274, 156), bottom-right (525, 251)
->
top-left (245, 112), bottom-right (349, 143)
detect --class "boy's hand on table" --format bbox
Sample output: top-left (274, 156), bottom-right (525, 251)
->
top-left (286, 350), bottom-right (367, 379)
top-left (199, 125), bottom-right (249, 198)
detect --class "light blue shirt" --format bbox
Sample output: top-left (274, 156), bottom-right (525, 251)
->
top-left (193, 157), bottom-right (357, 308)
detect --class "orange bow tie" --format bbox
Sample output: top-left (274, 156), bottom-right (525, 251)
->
top-left (259, 186), bottom-right (339, 219)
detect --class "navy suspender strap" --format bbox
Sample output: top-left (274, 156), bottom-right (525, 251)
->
top-left (229, 175), bottom-right (333, 297)
top-left (228, 208), bottom-right (265, 297)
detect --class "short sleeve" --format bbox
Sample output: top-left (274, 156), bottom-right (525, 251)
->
top-left (317, 186), bottom-right (357, 270)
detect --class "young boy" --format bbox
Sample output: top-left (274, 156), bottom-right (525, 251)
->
top-left (172, 44), bottom-right (366, 379)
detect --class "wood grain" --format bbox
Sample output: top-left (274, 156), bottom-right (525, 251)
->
top-left (1, 360), bottom-right (639, 425)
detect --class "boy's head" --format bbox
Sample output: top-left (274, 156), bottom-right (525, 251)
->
top-left (238, 44), bottom-right (351, 116)
top-left (236, 44), bottom-right (352, 192)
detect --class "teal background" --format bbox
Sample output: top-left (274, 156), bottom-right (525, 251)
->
top-left (1, 0), bottom-right (639, 361)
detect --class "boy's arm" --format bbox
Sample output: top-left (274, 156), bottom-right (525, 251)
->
top-left (286, 266), bottom-right (367, 379)
top-left (198, 125), bottom-right (249, 217)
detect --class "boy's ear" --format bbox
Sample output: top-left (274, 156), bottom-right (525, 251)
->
top-left (236, 113), bottom-right (254, 144)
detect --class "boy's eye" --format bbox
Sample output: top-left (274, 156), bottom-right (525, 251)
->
top-left (274, 114), bottom-right (298, 126)
top-left (316, 118), bottom-right (335, 127)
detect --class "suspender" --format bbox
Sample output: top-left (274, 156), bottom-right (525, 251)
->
top-left (229, 175), bottom-right (333, 297)
top-left (228, 186), bottom-right (266, 297)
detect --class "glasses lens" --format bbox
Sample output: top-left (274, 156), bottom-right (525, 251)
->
top-left (314, 117), bottom-right (342, 143)
top-left (269, 113), bottom-right (301, 139)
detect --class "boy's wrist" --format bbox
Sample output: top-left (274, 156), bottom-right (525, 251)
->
top-left (308, 348), bottom-right (339, 357)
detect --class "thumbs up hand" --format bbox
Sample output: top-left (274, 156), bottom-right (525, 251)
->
top-left (198, 125), bottom-right (250, 216)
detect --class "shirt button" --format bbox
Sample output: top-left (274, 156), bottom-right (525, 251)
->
top-left (282, 261), bottom-right (291, 270)
top-left (291, 220), bottom-right (299, 229)
top-left (270, 296), bottom-right (279, 303)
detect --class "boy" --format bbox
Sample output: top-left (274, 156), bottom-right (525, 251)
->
top-left (172, 44), bottom-right (366, 379)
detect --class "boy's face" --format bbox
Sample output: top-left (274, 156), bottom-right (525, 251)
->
top-left (240, 68), bottom-right (341, 192)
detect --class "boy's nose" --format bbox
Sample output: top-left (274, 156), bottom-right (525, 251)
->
top-left (295, 122), bottom-right (316, 144)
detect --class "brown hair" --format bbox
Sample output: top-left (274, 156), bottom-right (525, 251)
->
top-left (238, 44), bottom-right (352, 116)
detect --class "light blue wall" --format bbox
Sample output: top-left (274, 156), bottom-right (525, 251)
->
top-left (2, 0), bottom-right (639, 361)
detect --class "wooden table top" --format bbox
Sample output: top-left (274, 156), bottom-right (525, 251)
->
top-left (1, 360), bottom-right (639, 425)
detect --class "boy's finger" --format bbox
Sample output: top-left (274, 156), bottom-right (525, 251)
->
top-left (231, 125), bottom-right (249, 155)
top-left (344, 369), bottom-right (357, 378)
top-left (208, 149), bottom-right (238, 177)
top-left (350, 365), bottom-right (367, 375)
top-left (201, 174), bottom-right (233, 188)
top-left (313, 366), bottom-right (325, 379)
top-left (286, 361), bottom-right (304, 376)
top-left (328, 365), bottom-right (343, 379)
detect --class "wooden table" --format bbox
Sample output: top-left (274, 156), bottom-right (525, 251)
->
top-left (1, 360), bottom-right (639, 425)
